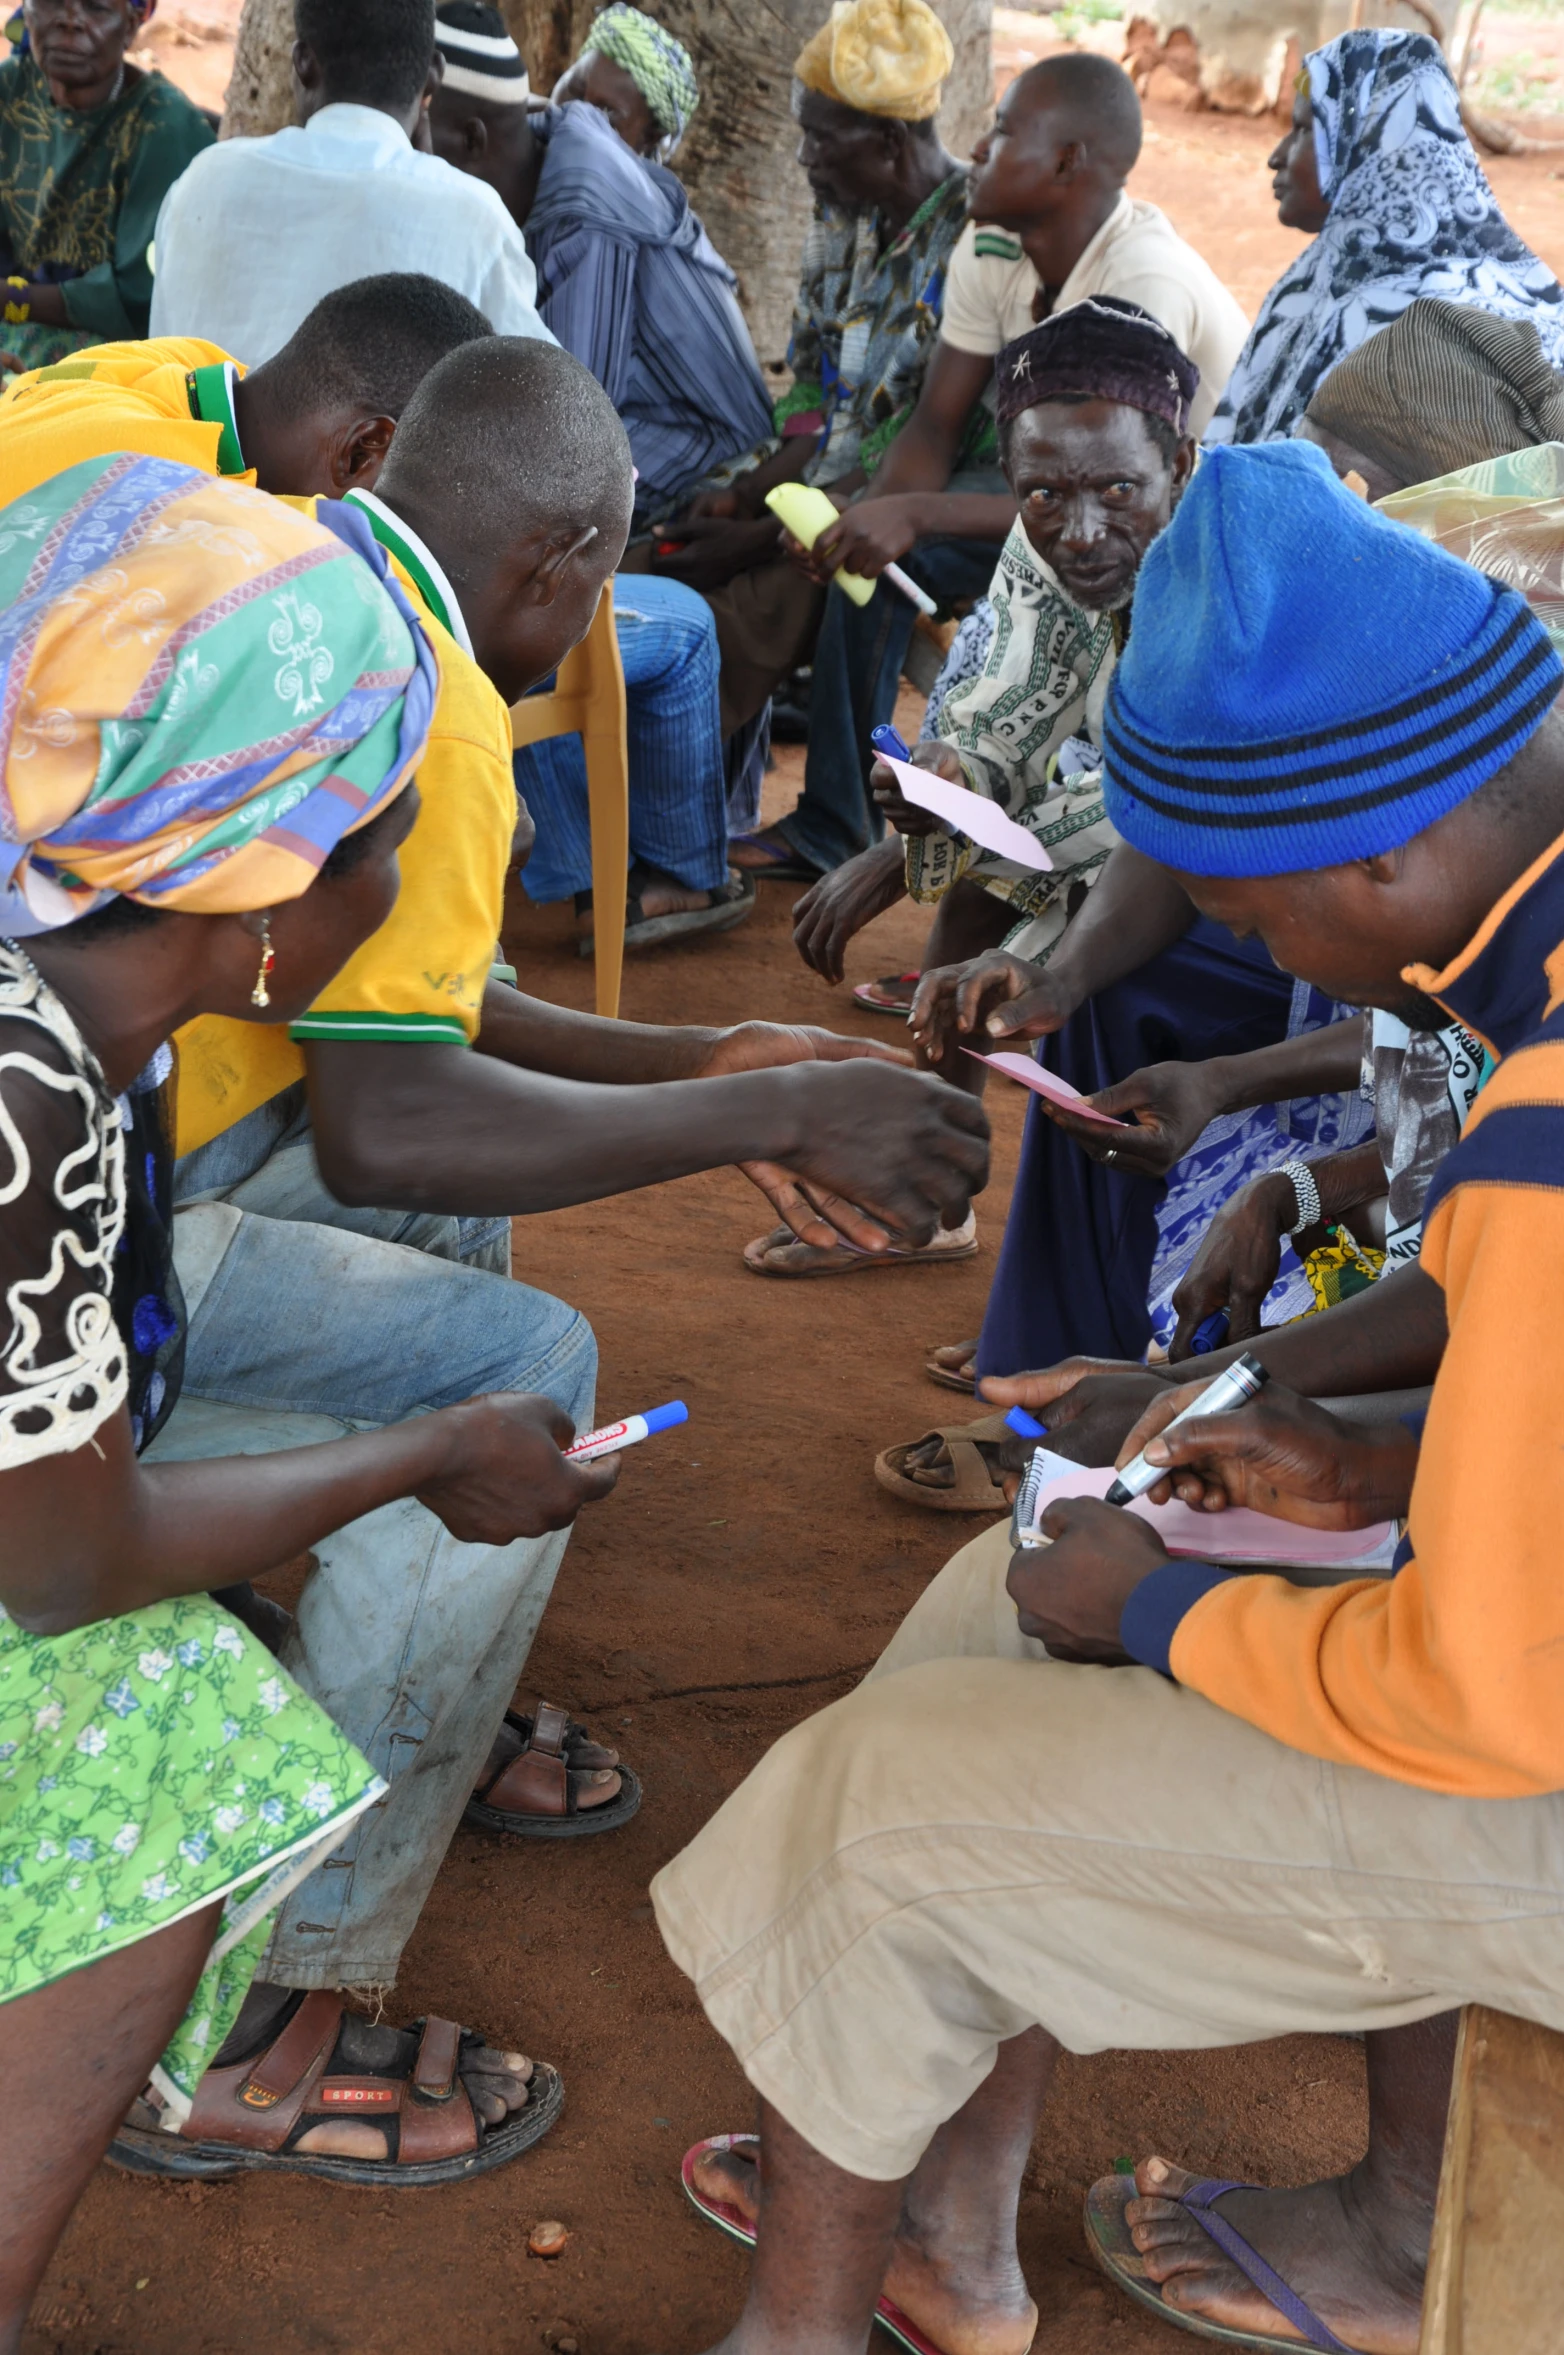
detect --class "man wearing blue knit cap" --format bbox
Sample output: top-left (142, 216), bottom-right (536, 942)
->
top-left (648, 439), bottom-right (1564, 2355)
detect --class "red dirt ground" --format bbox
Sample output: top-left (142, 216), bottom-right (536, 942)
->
top-left (29, 29), bottom-right (1564, 2355)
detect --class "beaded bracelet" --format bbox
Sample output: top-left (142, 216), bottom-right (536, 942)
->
top-left (1278, 1157), bottom-right (1322, 1235)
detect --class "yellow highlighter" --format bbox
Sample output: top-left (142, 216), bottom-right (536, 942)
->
top-left (766, 482), bottom-right (938, 616)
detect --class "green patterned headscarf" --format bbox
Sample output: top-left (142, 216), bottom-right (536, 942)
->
top-left (580, 5), bottom-right (698, 150)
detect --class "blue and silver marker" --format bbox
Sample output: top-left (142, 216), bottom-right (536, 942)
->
top-left (1104, 1354), bottom-right (1268, 1506)
top-left (870, 723), bottom-right (913, 764)
top-left (565, 1400), bottom-right (688, 1463)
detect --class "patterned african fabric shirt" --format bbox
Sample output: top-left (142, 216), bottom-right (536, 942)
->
top-left (779, 166), bottom-right (973, 485)
top-left (0, 52), bottom-right (211, 339)
top-left (525, 102), bottom-right (772, 518)
top-left (905, 517), bottom-right (1123, 957)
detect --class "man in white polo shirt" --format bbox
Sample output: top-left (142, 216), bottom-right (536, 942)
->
top-left (150, 0), bottom-right (551, 366)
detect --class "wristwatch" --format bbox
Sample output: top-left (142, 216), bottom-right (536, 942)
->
top-left (1278, 1157), bottom-right (1322, 1235)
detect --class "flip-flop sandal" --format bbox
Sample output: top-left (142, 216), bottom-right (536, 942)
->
top-left (742, 1215), bottom-right (978, 1278)
top-left (464, 1700), bottom-right (642, 1839)
top-left (874, 1411), bottom-right (1013, 1512)
top-left (578, 869), bottom-right (755, 956)
top-left (681, 2136), bottom-right (961, 2355)
top-left (924, 1341), bottom-right (978, 1393)
top-left (853, 972), bottom-right (921, 1015)
top-left (728, 830), bottom-right (823, 884)
top-left (1085, 2173), bottom-right (1366, 2354)
top-left (109, 1993), bottom-right (563, 2189)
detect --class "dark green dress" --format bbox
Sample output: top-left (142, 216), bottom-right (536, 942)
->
top-left (0, 50), bottom-right (212, 364)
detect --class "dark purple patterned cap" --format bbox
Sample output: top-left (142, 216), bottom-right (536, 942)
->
top-left (997, 296), bottom-right (1199, 435)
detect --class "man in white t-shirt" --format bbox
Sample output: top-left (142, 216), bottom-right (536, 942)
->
top-left (150, 0), bottom-right (552, 366)
top-left (816, 52), bottom-right (1247, 595)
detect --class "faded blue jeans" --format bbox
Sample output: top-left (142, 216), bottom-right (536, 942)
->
top-left (154, 1090), bottom-right (598, 1991)
top-left (516, 573), bottom-right (731, 902)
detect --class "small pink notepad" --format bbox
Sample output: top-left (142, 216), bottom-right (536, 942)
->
top-left (965, 1049), bottom-right (1129, 1128)
top-left (1033, 1463), bottom-right (1399, 1571)
top-left (878, 752), bottom-right (1052, 871)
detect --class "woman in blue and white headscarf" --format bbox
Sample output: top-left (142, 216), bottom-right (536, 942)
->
top-left (1207, 27), bottom-right (1564, 449)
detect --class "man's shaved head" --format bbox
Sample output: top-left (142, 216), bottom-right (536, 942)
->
top-left (375, 337), bottom-right (634, 704)
top-left (1013, 51), bottom-right (1142, 175)
top-left (261, 274), bottom-right (495, 420)
top-left (377, 335), bottom-right (634, 572)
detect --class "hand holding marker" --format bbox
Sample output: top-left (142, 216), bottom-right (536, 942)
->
top-left (1104, 1355), bottom-right (1269, 1505)
top-left (565, 1400), bottom-right (688, 1464)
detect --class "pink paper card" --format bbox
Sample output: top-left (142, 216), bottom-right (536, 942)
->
top-left (1033, 1462), bottom-right (1398, 1571)
top-left (879, 752), bottom-right (1052, 871)
top-left (965, 1049), bottom-right (1129, 1128)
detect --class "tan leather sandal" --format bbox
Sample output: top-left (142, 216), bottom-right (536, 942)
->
top-left (464, 1699), bottom-right (642, 1839)
top-left (874, 1411), bottom-right (1016, 1513)
top-left (108, 1992), bottom-right (563, 2188)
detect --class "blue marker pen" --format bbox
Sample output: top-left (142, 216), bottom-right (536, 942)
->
top-left (1005, 1406), bottom-right (1047, 1439)
top-left (1189, 1310), bottom-right (1231, 1355)
top-left (565, 1400), bottom-right (688, 1462)
top-left (870, 723), bottom-right (912, 763)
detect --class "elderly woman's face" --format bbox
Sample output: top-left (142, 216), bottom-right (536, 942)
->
top-left (1007, 397), bottom-right (1192, 613)
top-left (24, 0), bottom-right (137, 107)
top-left (1267, 87), bottom-right (1330, 234)
top-left (553, 52), bottom-right (659, 155)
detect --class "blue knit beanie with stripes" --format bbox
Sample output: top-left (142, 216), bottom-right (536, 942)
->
top-left (1101, 438), bottom-right (1563, 878)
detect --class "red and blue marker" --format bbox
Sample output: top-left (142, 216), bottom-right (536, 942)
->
top-left (565, 1400), bottom-right (688, 1463)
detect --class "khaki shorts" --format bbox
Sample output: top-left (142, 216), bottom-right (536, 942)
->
top-left (652, 1522), bottom-right (1564, 2181)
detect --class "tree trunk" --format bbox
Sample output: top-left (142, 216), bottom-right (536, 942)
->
top-left (500, 0), bottom-right (993, 371)
top-left (220, 0), bottom-right (296, 138)
top-left (222, 0), bottom-right (993, 367)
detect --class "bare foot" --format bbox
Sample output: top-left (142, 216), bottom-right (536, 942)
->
top-left (692, 2144), bottom-right (1036, 2355)
top-left (1126, 2155), bottom-right (1427, 2355)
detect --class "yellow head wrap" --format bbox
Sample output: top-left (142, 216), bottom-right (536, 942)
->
top-left (794, 0), bottom-right (953, 122)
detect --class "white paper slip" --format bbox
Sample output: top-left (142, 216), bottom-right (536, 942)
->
top-left (879, 752), bottom-right (1052, 871)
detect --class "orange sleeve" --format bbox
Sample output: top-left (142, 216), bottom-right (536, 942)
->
top-left (1165, 1051), bottom-right (1564, 1796)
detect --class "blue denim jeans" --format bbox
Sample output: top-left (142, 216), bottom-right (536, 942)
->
top-left (155, 1096), bottom-right (597, 1990)
top-left (780, 471), bottom-right (1009, 875)
top-left (516, 573), bottom-right (730, 903)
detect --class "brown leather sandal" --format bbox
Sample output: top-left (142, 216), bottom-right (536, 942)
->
top-left (464, 1699), bottom-right (643, 1840)
top-left (107, 1991), bottom-right (563, 2188)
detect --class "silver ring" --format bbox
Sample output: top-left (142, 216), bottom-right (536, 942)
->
top-left (1104, 1147), bottom-right (1119, 1166)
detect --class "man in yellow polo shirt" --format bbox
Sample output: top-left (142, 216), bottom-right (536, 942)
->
top-left (17, 329), bottom-right (988, 2183)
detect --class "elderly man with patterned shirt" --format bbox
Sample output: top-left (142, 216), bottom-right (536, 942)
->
top-left (652, 0), bottom-right (978, 790)
top-left (656, 440), bottom-right (1564, 2355)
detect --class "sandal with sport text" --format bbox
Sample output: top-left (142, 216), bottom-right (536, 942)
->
top-left (109, 1992), bottom-right (563, 2189)
top-left (1085, 2171), bottom-right (1367, 2353)
top-left (464, 1699), bottom-right (642, 1839)
top-left (682, 2135), bottom-right (976, 2355)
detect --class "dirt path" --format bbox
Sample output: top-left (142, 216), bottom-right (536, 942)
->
top-left (30, 725), bottom-right (1368, 2355)
top-left (28, 25), bottom-right (1535, 2352)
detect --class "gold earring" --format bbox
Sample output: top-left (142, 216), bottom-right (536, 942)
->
top-left (251, 915), bottom-right (275, 1009)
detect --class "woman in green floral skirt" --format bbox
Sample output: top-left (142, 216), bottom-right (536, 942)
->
top-left (0, 451), bottom-right (617, 2345)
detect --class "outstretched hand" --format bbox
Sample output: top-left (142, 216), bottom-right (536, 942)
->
top-left (695, 1019), bottom-right (913, 1079)
top-left (767, 1059), bottom-right (988, 1249)
top-left (908, 950), bottom-right (1080, 1066)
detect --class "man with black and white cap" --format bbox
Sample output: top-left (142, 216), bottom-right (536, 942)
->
top-left (430, 0), bottom-right (770, 526)
top-left (150, 0), bottom-right (551, 366)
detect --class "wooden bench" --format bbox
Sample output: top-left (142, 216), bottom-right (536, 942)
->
top-left (1419, 2005), bottom-right (1564, 2352)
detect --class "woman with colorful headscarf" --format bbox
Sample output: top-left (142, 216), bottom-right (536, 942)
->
top-left (0, 0), bottom-right (212, 371)
top-left (1206, 27), bottom-right (1564, 449)
top-left (552, 2), bottom-right (699, 159)
top-left (0, 453), bottom-right (600, 2334)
